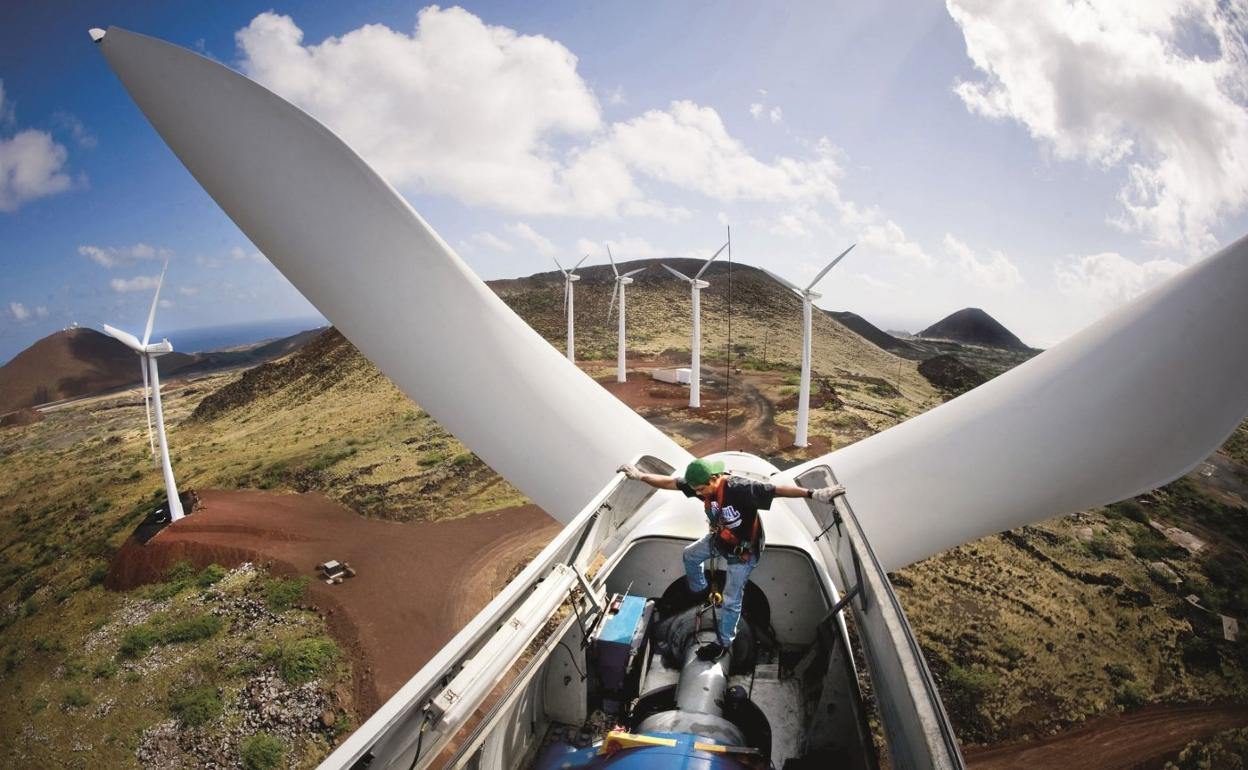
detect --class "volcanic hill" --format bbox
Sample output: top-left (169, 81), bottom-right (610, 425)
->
top-left (0, 328), bottom-right (194, 415)
top-left (918, 308), bottom-right (1029, 350)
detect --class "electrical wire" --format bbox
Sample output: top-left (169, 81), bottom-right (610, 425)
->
top-left (724, 224), bottom-right (732, 452)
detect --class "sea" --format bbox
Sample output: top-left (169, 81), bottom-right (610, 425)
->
top-left (164, 316), bottom-right (329, 353)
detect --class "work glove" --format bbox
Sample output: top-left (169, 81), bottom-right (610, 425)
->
top-left (617, 463), bottom-right (643, 480)
top-left (811, 484), bottom-right (846, 503)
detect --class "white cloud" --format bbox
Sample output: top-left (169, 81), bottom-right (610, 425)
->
top-left (942, 233), bottom-right (1023, 290)
top-left (9, 302), bottom-right (29, 321)
top-left (574, 234), bottom-right (660, 261)
top-left (769, 106), bottom-right (783, 124)
top-left (749, 103), bottom-right (764, 119)
top-left (35, 305), bottom-right (48, 318)
top-left (79, 243), bottom-right (169, 268)
top-left (0, 130), bottom-right (74, 213)
top-left (230, 246), bottom-right (266, 262)
top-left (178, 286), bottom-right (200, 296)
top-left (506, 222), bottom-right (557, 256)
top-left (1054, 250), bottom-right (1185, 306)
top-left (158, 299), bottom-right (173, 309)
top-left (857, 272), bottom-right (894, 290)
top-left (606, 86), bottom-right (626, 106)
top-left (948, 0), bottom-right (1248, 254)
top-left (52, 112), bottom-right (97, 150)
top-left (460, 231), bottom-right (513, 254)
top-left (110, 275), bottom-right (161, 293)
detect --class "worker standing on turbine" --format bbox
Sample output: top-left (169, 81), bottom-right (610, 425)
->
top-left (618, 458), bottom-right (846, 660)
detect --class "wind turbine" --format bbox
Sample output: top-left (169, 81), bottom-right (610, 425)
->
top-left (101, 261), bottom-right (185, 522)
top-left (661, 242), bottom-right (728, 408)
top-left (605, 246), bottom-right (646, 383)
top-left (93, 26), bottom-right (1248, 768)
top-left (764, 244), bottom-right (856, 447)
top-left (553, 255), bottom-right (588, 362)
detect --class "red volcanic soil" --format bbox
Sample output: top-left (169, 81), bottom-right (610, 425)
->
top-left (964, 702), bottom-right (1248, 770)
top-left (108, 489), bottom-right (559, 716)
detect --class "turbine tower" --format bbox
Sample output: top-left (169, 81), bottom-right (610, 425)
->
top-left (554, 255), bottom-right (588, 362)
top-left (661, 241), bottom-right (728, 408)
top-left (605, 246), bottom-right (646, 383)
top-left (765, 244), bottom-right (856, 447)
top-left (101, 261), bottom-right (185, 522)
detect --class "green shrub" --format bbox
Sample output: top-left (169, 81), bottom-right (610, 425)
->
top-left (1105, 662), bottom-right (1135, 684)
top-left (278, 637), bottom-right (338, 685)
top-left (943, 664), bottom-right (997, 709)
top-left (23, 598), bottom-right (37, 616)
top-left (171, 686), bottom-right (222, 727)
top-left (1115, 681), bottom-right (1147, 708)
top-left (119, 625), bottom-right (161, 659)
top-left (1110, 500), bottom-right (1150, 524)
top-left (263, 576), bottom-right (308, 612)
top-left (17, 577), bottom-right (39, 600)
top-left (88, 565), bottom-right (109, 586)
top-left (1087, 534), bottom-right (1122, 559)
top-left (163, 614), bottom-right (222, 644)
top-left (196, 564), bottom-right (227, 588)
top-left (165, 561), bottom-right (195, 582)
top-left (240, 733), bottom-right (285, 770)
top-left (93, 660), bottom-right (119, 679)
top-left (451, 452), bottom-right (475, 466)
top-left (61, 687), bottom-right (90, 709)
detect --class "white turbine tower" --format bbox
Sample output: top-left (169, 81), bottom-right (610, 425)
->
top-left (554, 255), bottom-right (588, 362)
top-left (765, 244), bottom-right (856, 447)
top-left (605, 246), bottom-right (646, 384)
top-left (101, 261), bottom-right (185, 522)
top-left (661, 241), bottom-right (729, 408)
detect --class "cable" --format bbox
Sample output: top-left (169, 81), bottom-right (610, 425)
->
top-left (724, 224), bottom-right (733, 452)
top-left (405, 711), bottom-right (433, 770)
top-left (557, 640), bottom-right (587, 680)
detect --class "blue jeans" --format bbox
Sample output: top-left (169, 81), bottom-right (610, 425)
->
top-left (683, 533), bottom-right (758, 646)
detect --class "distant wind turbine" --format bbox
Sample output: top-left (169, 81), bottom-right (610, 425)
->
top-left (554, 255), bottom-right (588, 362)
top-left (101, 261), bottom-right (185, 522)
top-left (764, 244), bottom-right (856, 447)
top-left (661, 241), bottom-right (729, 408)
top-left (605, 246), bottom-right (646, 384)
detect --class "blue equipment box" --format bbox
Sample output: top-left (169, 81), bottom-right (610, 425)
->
top-left (593, 594), bottom-right (652, 693)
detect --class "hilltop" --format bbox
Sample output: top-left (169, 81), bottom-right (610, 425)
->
top-left (918, 307), bottom-right (1029, 351)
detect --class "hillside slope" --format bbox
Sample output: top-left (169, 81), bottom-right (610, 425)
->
top-left (919, 307), bottom-right (1029, 350)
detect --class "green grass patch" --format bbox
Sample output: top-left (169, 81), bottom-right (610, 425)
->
top-left (263, 576), bottom-right (308, 612)
top-left (241, 733), bottom-right (286, 770)
top-left (196, 564), bottom-right (227, 588)
top-left (163, 614), bottom-right (223, 644)
top-left (171, 685), bottom-right (222, 727)
top-left (277, 637), bottom-right (339, 685)
top-left (61, 686), bottom-right (90, 709)
top-left (118, 625), bottom-right (162, 659)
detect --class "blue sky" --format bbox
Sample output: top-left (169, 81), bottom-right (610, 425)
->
top-left (3, 1), bottom-right (1247, 363)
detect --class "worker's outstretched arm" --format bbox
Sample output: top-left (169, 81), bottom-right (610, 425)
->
top-left (774, 483), bottom-right (846, 502)
top-left (617, 464), bottom-right (679, 490)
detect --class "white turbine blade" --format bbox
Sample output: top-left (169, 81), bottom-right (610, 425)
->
top-left (140, 354), bottom-right (156, 456)
top-left (573, 253), bottom-right (589, 271)
top-left (805, 243), bottom-right (855, 292)
top-left (661, 264), bottom-right (692, 282)
top-left (761, 266), bottom-right (805, 297)
top-left (694, 240), bottom-right (729, 279)
top-left (563, 278), bottom-right (570, 315)
top-left (101, 323), bottom-right (144, 352)
top-left (606, 282), bottom-right (619, 324)
top-left (607, 245), bottom-right (618, 277)
top-left (784, 234), bottom-right (1248, 570)
top-left (551, 256), bottom-right (567, 276)
top-left (94, 26), bottom-right (690, 524)
top-left (622, 266), bottom-right (647, 278)
top-left (142, 258), bottom-right (168, 346)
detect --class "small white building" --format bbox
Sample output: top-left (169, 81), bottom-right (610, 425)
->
top-left (650, 367), bottom-right (692, 386)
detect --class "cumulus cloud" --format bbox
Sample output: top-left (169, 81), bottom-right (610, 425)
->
top-left (35, 305), bottom-right (48, 318)
top-left (942, 233), bottom-right (1023, 290)
top-left (0, 80), bottom-right (77, 213)
top-left (110, 275), bottom-right (161, 293)
top-left (79, 243), bottom-right (170, 268)
top-left (9, 302), bottom-right (29, 321)
top-left (1054, 250), bottom-right (1185, 305)
top-left (575, 235), bottom-right (660, 261)
top-left (506, 222), bottom-right (557, 256)
top-left (948, 0), bottom-right (1248, 254)
top-left (178, 286), bottom-right (200, 296)
top-left (52, 112), bottom-right (97, 149)
top-left (460, 231), bottom-right (513, 253)
top-left (770, 106), bottom-right (783, 124)
top-left (230, 246), bottom-right (266, 262)
top-left (749, 103), bottom-right (764, 119)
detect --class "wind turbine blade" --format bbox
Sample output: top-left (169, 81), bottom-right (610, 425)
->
top-left (784, 234), bottom-right (1248, 571)
top-left (694, 240), bottom-right (729, 279)
top-left (552, 256), bottom-right (567, 276)
top-left (661, 264), bottom-right (692, 282)
top-left (142, 259), bottom-right (168, 346)
top-left (573, 253), bottom-right (589, 271)
top-left (101, 323), bottom-right (144, 352)
top-left (94, 26), bottom-right (689, 525)
top-left (622, 267), bottom-right (647, 278)
top-left (761, 266), bottom-right (805, 296)
top-left (140, 354), bottom-right (156, 456)
top-left (563, 278), bottom-right (569, 315)
top-left (805, 243), bottom-right (855, 291)
top-left (606, 282), bottom-right (619, 324)
top-left (606, 245), bottom-right (618, 277)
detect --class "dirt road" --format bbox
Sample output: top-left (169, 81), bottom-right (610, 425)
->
top-left (963, 702), bottom-right (1248, 770)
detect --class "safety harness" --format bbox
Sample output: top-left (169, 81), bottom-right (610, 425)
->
top-left (704, 476), bottom-right (763, 561)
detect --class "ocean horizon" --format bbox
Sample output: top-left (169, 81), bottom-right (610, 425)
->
top-left (164, 316), bottom-right (328, 354)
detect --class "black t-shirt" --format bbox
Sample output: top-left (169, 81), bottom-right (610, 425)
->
top-left (676, 475), bottom-right (776, 549)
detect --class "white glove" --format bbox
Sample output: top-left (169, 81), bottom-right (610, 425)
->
top-left (617, 463), bottom-right (643, 480)
top-left (811, 485), bottom-right (846, 503)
